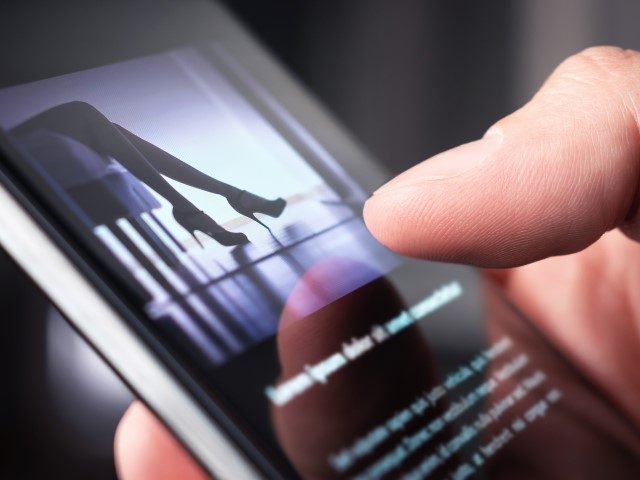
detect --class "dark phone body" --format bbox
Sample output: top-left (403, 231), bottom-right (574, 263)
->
top-left (0, 2), bottom-right (638, 479)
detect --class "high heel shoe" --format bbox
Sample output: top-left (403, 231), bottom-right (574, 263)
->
top-left (173, 209), bottom-right (249, 247)
top-left (228, 190), bottom-right (286, 231)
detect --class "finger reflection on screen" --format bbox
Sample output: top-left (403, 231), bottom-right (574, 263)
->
top-left (271, 258), bottom-right (438, 479)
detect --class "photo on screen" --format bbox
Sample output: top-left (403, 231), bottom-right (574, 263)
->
top-left (0, 44), bottom-right (398, 366)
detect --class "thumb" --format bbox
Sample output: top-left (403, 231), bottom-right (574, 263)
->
top-left (364, 46), bottom-right (640, 267)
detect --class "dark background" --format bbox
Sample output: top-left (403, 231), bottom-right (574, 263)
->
top-left (2, 1), bottom-right (640, 478)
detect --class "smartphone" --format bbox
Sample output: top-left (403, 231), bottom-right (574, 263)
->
top-left (0, 2), bottom-right (638, 478)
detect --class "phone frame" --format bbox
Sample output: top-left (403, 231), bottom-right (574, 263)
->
top-left (0, 1), bottom-right (389, 478)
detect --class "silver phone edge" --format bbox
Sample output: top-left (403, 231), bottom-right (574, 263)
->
top-left (0, 182), bottom-right (261, 479)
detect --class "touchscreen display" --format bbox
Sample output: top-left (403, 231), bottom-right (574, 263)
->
top-left (1, 31), bottom-right (639, 480)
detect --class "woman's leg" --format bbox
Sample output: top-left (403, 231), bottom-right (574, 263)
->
top-left (115, 125), bottom-right (286, 220)
top-left (11, 101), bottom-right (197, 212)
top-left (12, 101), bottom-right (250, 245)
top-left (114, 125), bottom-right (242, 200)
top-left (13, 101), bottom-right (284, 230)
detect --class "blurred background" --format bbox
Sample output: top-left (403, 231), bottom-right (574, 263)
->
top-left (2, 0), bottom-right (640, 477)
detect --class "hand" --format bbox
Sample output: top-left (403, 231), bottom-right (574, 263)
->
top-left (114, 46), bottom-right (640, 478)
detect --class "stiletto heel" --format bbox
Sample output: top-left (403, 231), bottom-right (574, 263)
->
top-left (173, 209), bottom-right (249, 247)
top-left (247, 213), bottom-right (272, 233)
top-left (228, 190), bottom-right (286, 231)
top-left (187, 229), bottom-right (205, 248)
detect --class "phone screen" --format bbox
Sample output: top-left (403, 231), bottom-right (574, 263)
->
top-left (0, 2), bottom-right (638, 478)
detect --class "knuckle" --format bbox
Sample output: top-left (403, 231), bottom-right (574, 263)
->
top-left (545, 46), bottom-right (640, 117)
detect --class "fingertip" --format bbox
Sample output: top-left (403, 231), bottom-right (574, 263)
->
top-left (363, 191), bottom-right (414, 258)
top-left (362, 193), bottom-right (395, 250)
top-left (364, 183), bottom-right (464, 262)
top-left (114, 401), bottom-right (208, 480)
top-left (363, 137), bottom-right (509, 263)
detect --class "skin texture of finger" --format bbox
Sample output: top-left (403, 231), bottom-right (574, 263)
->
top-left (114, 401), bottom-right (208, 480)
top-left (364, 46), bottom-right (640, 267)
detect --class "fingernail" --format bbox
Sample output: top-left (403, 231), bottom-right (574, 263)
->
top-left (373, 133), bottom-right (503, 195)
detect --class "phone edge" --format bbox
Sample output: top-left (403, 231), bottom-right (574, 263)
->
top-left (0, 178), bottom-right (263, 479)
